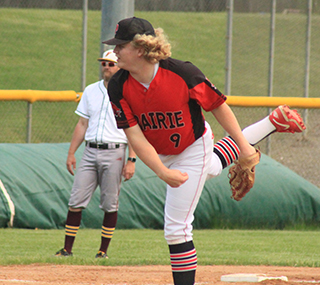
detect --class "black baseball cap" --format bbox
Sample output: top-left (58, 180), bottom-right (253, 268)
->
top-left (103, 17), bottom-right (156, 45)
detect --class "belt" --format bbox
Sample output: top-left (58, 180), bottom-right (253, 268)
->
top-left (86, 141), bottom-right (121, 149)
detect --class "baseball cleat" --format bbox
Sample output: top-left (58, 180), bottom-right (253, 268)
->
top-left (55, 248), bottom-right (73, 257)
top-left (95, 251), bottom-right (108, 259)
top-left (269, 105), bottom-right (306, 133)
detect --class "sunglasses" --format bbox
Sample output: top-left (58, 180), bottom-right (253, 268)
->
top-left (101, 61), bottom-right (117, 67)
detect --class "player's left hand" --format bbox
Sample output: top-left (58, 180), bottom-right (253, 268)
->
top-left (123, 160), bottom-right (136, 181)
top-left (66, 153), bottom-right (77, 176)
top-left (228, 148), bottom-right (261, 201)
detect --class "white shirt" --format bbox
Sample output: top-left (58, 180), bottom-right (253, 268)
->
top-left (140, 62), bottom-right (159, 89)
top-left (75, 80), bottom-right (127, 144)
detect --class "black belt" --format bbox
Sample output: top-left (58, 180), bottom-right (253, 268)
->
top-left (86, 142), bottom-right (121, 149)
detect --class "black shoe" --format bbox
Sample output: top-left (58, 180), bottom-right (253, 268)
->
top-left (55, 248), bottom-right (73, 257)
top-left (95, 251), bottom-right (108, 258)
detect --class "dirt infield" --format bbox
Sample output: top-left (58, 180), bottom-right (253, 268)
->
top-left (0, 265), bottom-right (319, 285)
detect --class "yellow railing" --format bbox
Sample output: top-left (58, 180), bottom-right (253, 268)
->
top-left (0, 90), bottom-right (316, 143)
top-left (1, 90), bottom-right (319, 108)
top-left (226, 96), bottom-right (320, 108)
top-left (0, 90), bottom-right (81, 103)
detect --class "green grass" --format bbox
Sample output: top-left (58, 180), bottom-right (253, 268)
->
top-left (0, 228), bottom-right (319, 267)
top-left (1, 8), bottom-right (85, 91)
top-left (1, 9), bottom-right (318, 94)
top-left (232, 13), bottom-right (320, 98)
top-left (0, 9), bottom-right (227, 90)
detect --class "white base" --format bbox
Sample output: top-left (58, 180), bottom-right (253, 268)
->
top-left (221, 273), bottom-right (288, 282)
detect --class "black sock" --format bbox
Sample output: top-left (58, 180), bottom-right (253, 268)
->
top-left (169, 241), bottom-right (197, 285)
top-left (64, 210), bottom-right (81, 253)
top-left (99, 211), bottom-right (117, 254)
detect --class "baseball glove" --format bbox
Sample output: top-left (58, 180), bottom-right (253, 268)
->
top-left (228, 149), bottom-right (261, 201)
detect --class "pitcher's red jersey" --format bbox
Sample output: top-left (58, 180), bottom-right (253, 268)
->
top-left (108, 58), bottom-right (226, 155)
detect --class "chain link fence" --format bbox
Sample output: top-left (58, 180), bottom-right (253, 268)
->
top-left (1, 0), bottom-right (319, 187)
top-left (229, 0), bottom-right (320, 188)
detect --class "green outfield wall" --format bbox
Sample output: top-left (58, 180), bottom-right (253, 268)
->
top-left (1, 143), bottom-right (320, 229)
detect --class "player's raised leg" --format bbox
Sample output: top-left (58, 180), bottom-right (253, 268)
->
top-left (268, 105), bottom-right (306, 133)
top-left (213, 105), bottom-right (306, 169)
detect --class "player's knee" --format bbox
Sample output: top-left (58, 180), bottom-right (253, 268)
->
top-left (164, 225), bottom-right (193, 245)
top-left (69, 207), bottom-right (82, 212)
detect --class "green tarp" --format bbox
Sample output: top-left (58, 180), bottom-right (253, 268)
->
top-left (1, 143), bottom-right (320, 229)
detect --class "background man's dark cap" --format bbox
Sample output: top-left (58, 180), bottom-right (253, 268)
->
top-left (103, 17), bottom-right (155, 45)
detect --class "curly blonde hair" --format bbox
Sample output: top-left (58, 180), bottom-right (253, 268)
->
top-left (131, 28), bottom-right (171, 64)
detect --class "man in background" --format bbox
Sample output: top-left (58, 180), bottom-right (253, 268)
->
top-left (55, 50), bottom-right (136, 258)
